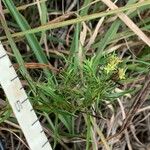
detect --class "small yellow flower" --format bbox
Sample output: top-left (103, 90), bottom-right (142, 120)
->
top-left (104, 55), bottom-right (122, 74)
top-left (118, 68), bottom-right (126, 80)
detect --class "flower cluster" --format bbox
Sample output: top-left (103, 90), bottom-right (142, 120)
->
top-left (104, 55), bottom-right (126, 80)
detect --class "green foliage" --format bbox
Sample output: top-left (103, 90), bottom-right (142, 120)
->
top-left (0, 0), bottom-right (149, 148)
top-left (3, 0), bottom-right (52, 77)
top-left (35, 55), bottom-right (126, 114)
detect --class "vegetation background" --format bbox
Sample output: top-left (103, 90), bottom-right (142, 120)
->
top-left (0, 0), bottom-right (150, 149)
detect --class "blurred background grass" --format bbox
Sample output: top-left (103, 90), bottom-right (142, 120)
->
top-left (0, 0), bottom-right (150, 149)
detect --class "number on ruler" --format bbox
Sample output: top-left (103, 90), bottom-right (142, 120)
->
top-left (15, 100), bottom-right (22, 112)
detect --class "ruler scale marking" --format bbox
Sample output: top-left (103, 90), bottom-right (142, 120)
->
top-left (0, 42), bottom-right (52, 150)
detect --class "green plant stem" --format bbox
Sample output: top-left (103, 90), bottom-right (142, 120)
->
top-left (0, 0), bottom-right (149, 40)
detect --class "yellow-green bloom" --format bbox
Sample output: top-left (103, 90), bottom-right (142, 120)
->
top-left (118, 68), bottom-right (126, 80)
top-left (104, 55), bottom-right (122, 74)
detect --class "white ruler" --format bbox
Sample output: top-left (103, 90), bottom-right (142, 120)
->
top-left (0, 42), bottom-right (52, 150)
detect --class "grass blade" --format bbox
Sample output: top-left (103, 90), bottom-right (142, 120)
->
top-left (3, 0), bottom-right (52, 77)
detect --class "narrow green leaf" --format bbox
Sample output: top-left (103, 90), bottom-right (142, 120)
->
top-left (3, 0), bottom-right (52, 77)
